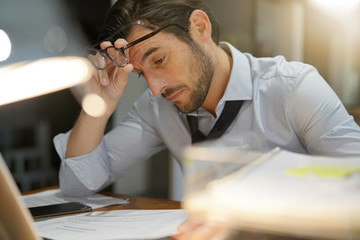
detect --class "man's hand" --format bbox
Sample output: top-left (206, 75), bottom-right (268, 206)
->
top-left (86, 39), bottom-right (134, 117)
top-left (65, 38), bottom-right (134, 158)
top-left (171, 220), bottom-right (226, 240)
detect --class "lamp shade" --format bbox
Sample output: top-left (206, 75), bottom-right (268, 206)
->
top-left (0, 0), bottom-right (94, 105)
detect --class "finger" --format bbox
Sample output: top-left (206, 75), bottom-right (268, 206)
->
top-left (172, 225), bottom-right (224, 240)
top-left (115, 38), bottom-right (133, 61)
top-left (109, 62), bottom-right (133, 81)
top-left (114, 38), bottom-right (128, 48)
top-left (100, 41), bottom-right (112, 49)
top-left (177, 221), bottom-right (200, 233)
top-left (100, 39), bottom-right (128, 50)
top-left (88, 51), bottom-right (107, 70)
top-left (110, 64), bottom-right (133, 92)
top-left (194, 224), bottom-right (220, 239)
top-left (97, 69), bottom-right (110, 86)
top-left (122, 63), bottom-right (134, 73)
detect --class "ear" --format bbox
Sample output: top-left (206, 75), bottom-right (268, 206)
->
top-left (189, 10), bottom-right (212, 43)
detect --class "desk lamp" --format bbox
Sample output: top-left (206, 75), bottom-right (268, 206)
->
top-left (0, 0), bottom-right (94, 239)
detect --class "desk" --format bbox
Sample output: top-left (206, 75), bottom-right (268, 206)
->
top-left (23, 186), bottom-right (183, 240)
top-left (25, 187), bottom-right (309, 240)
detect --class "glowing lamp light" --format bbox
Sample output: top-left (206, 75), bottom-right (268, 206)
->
top-left (308, 0), bottom-right (360, 12)
top-left (0, 57), bottom-right (93, 106)
top-left (0, 30), bottom-right (12, 62)
top-left (0, 0), bottom-right (94, 106)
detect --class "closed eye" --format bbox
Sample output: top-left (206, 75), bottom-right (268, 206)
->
top-left (155, 56), bottom-right (165, 64)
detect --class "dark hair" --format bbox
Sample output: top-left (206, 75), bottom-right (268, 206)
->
top-left (97, 0), bottom-right (221, 46)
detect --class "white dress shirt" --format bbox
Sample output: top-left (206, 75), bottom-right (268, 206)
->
top-left (54, 42), bottom-right (360, 197)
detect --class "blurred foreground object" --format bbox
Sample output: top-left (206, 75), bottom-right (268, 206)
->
top-left (183, 145), bottom-right (360, 239)
top-left (0, 0), bottom-right (94, 106)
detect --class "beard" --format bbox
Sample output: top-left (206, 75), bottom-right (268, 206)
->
top-left (162, 41), bottom-right (215, 114)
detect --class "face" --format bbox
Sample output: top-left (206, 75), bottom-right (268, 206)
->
top-left (127, 26), bottom-right (215, 113)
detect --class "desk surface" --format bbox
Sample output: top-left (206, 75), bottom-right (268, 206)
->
top-left (24, 186), bottom-right (181, 211)
top-left (99, 191), bottom-right (181, 211)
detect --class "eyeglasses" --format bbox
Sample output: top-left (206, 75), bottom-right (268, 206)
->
top-left (88, 22), bottom-right (189, 70)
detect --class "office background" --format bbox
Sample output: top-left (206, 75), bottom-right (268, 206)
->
top-left (1, 0), bottom-right (359, 199)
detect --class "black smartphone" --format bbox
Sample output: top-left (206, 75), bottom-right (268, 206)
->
top-left (29, 202), bottom-right (92, 219)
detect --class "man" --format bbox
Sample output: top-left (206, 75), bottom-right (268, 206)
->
top-left (55, 0), bottom-right (360, 197)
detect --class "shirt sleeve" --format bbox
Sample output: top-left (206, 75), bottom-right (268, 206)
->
top-left (53, 91), bottom-right (165, 197)
top-left (289, 66), bottom-right (360, 156)
top-left (54, 131), bottom-right (111, 197)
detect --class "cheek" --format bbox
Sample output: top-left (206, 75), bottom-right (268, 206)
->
top-left (145, 66), bottom-right (180, 84)
top-left (143, 51), bottom-right (194, 87)
top-left (168, 57), bottom-right (193, 83)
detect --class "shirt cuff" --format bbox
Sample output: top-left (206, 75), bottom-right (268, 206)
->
top-left (53, 131), bottom-right (110, 192)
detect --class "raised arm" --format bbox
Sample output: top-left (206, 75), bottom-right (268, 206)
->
top-left (66, 39), bottom-right (134, 158)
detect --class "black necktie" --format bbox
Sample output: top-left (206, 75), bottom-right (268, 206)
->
top-left (187, 100), bottom-right (243, 144)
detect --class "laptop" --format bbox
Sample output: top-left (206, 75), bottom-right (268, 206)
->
top-left (0, 153), bottom-right (42, 240)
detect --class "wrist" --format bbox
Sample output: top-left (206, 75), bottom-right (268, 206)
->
top-left (80, 108), bottom-right (112, 122)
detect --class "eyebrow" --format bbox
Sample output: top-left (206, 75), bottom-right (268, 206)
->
top-left (142, 47), bottom-right (159, 63)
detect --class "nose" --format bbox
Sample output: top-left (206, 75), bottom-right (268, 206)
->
top-left (146, 74), bottom-right (168, 96)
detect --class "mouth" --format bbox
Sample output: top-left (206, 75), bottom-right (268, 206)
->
top-left (166, 88), bottom-right (185, 102)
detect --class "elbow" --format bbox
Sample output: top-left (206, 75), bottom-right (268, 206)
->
top-left (59, 167), bottom-right (97, 198)
top-left (59, 180), bottom-right (95, 198)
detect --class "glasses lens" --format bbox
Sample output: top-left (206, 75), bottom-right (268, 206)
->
top-left (106, 47), bottom-right (128, 67)
top-left (88, 49), bottom-right (107, 70)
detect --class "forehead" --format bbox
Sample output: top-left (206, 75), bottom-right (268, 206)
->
top-left (126, 25), bottom-right (180, 65)
top-left (126, 24), bottom-right (154, 42)
top-left (126, 26), bottom-right (158, 63)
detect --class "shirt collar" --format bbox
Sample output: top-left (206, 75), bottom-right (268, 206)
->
top-left (219, 42), bottom-right (253, 102)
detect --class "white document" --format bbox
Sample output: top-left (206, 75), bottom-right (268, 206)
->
top-left (207, 150), bottom-right (360, 211)
top-left (35, 209), bottom-right (187, 240)
top-left (22, 189), bottom-right (129, 209)
top-left (184, 149), bottom-right (360, 239)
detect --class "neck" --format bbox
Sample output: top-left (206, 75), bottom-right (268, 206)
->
top-left (201, 44), bottom-right (232, 117)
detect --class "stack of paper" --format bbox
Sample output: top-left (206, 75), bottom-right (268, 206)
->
top-left (183, 149), bottom-right (360, 239)
top-left (35, 209), bottom-right (187, 240)
top-left (23, 189), bottom-right (128, 209)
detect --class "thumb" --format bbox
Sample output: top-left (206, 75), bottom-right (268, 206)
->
top-left (112, 63), bottom-right (134, 90)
